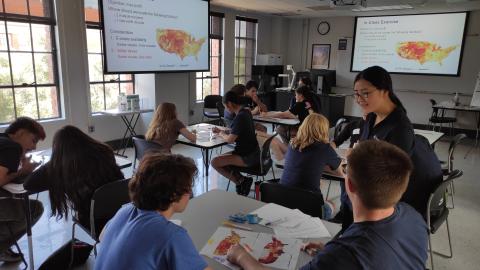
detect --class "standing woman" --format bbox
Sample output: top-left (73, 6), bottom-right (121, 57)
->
top-left (145, 102), bottom-right (196, 153)
top-left (339, 65), bottom-right (442, 231)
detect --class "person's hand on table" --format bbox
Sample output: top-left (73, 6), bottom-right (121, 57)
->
top-left (212, 127), bottom-right (222, 134)
top-left (301, 241), bottom-right (325, 256)
top-left (227, 244), bottom-right (266, 270)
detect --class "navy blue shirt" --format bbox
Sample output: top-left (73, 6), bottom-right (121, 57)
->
top-left (231, 108), bottom-right (259, 156)
top-left (357, 107), bottom-right (442, 217)
top-left (280, 142), bottom-right (341, 191)
top-left (301, 202), bottom-right (428, 270)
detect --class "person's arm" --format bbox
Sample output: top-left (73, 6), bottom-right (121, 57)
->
top-left (0, 156), bottom-right (39, 187)
top-left (251, 106), bottom-right (260, 115)
top-left (179, 127), bottom-right (197, 142)
top-left (227, 244), bottom-right (271, 270)
top-left (387, 124), bottom-right (415, 155)
top-left (219, 131), bottom-right (237, 144)
top-left (261, 111), bottom-right (296, 119)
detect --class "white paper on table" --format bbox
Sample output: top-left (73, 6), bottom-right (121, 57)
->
top-left (273, 217), bottom-right (331, 239)
top-left (251, 203), bottom-right (310, 228)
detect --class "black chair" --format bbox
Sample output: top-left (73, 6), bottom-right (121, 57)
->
top-left (229, 134), bottom-right (277, 198)
top-left (259, 182), bottom-right (324, 218)
top-left (70, 178), bottom-right (131, 266)
top-left (333, 117), bottom-right (348, 139)
top-left (428, 99), bottom-right (456, 135)
top-left (132, 135), bottom-right (164, 169)
top-left (442, 133), bottom-right (467, 208)
top-left (323, 117), bottom-right (348, 200)
top-left (203, 95), bottom-right (222, 123)
top-left (216, 101), bottom-right (226, 127)
top-left (426, 169), bottom-right (462, 270)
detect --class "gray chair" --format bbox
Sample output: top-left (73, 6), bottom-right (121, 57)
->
top-left (442, 134), bottom-right (467, 208)
top-left (132, 135), bottom-right (164, 169)
top-left (70, 178), bottom-right (131, 267)
top-left (259, 182), bottom-right (324, 218)
top-left (426, 170), bottom-right (462, 270)
top-left (229, 134), bottom-right (277, 198)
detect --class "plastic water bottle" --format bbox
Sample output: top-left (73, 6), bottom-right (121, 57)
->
top-left (118, 93), bottom-right (127, 111)
top-left (453, 92), bottom-right (459, 106)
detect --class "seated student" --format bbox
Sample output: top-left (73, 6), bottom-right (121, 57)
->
top-left (289, 76), bottom-right (314, 109)
top-left (227, 140), bottom-right (429, 270)
top-left (211, 91), bottom-right (259, 196)
top-left (146, 102), bottom-right (196, 152)
top-left (280, 113), bottom-right (342, 218)
top-left (95, 153), bottom-right (212, 270)
top-left (244, 80), bottom-right (268, 116)
top-left (280, 113), bottom-right (341, 191)
top-left (0, 117), bottom-right (44, 263)
top-left (25, 125), bottom-right (124, 231)
top-left (224, 84), bottom-right (247, 128)
top-left (265, 86), bottom-right (320, 160)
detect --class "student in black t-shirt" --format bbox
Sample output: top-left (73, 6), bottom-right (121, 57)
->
top-left (227, 140), bottom-right (429, 270)
top-left (0, 117), bottom-right (44, 263)
top-left (224, 84), bottom-right (247, 128)
top-left (211, 91), bottom-right (260, 196)
top-left (263, 86), bottom-right (319, 161)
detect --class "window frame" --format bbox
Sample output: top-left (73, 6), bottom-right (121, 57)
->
top-left (195, 12), bottom-right (224, 103)
top-left (85, 4), bottom-right (135, 114)
top-left (0, 0), bottom-right (61, 124)
top-left (234, 16), bottom-right (257, 85)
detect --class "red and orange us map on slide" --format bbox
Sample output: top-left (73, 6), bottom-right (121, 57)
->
top-left (156, 29), bottom-right (206, 60)
top-left (396, 41), bottom-right (458, 65)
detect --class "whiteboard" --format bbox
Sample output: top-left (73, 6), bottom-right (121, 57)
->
top-left (471, 72), bottom-right (480, 107)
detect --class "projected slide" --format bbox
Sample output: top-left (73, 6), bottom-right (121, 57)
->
top-left (351, 13), bottom-right (467, 75)
top-left (101, 0), bottom-right (208, 73)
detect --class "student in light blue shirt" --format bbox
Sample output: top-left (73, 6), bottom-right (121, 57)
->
top-left (95, 153), bottom-right (212, 270)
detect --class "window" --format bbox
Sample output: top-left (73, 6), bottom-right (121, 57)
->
top-left (234, 16), bottom-right (257, 85)
top-left (0, 0), bottom-right (60, 124)
top-left (195, 12), bottom-right (223, 102)
top-left (84, 0), bottom-right (134, 113)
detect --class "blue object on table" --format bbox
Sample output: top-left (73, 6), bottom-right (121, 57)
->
top-left (228, 213), bottom-right (261, 224)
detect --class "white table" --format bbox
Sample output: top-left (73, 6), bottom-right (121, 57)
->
top-left (173, 190), bottom-right (340, 270)
top-left (176, 123), bottom-right (228, 190)
top-left (414, 129), bottom-right (444, 147)
top-left (98, 108), bottom-right (154, 157)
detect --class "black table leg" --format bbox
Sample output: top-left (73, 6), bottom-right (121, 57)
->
top-left (201, 148), bottom-right (210, 191)
top-left (117, 114), bottom-right (141, 157)
top-left (22, 194), bottom-right (34, 270)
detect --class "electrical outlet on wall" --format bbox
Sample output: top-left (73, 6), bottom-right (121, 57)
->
top-left (88, 125), bottom-right (95, 133)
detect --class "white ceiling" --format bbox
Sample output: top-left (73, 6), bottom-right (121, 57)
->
top-left (211, 0), bottom-right (480, 18)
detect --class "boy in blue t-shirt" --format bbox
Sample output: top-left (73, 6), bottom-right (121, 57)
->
top-left (227, 140), bottom-right (428, 270)
top-left (95, 153), bottom-right (212, 270)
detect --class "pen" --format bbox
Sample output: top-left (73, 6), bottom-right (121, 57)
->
top-left (265, 217), bottom-right (286, 226)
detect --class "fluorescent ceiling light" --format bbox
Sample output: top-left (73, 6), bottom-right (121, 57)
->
top-left (352, 4), bottom-right (413, 11)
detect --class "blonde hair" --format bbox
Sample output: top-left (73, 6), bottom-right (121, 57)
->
top-left (145, 103), bottom-right (178, 141)
top-left (291, 113), bottom-right (330, 151)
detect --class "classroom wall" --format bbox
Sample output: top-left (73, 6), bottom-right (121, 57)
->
top-left (285, 11), bottom-right (480, 130)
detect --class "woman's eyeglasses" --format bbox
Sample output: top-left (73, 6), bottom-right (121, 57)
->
top-left (353, 91), bottom-right (374, 100)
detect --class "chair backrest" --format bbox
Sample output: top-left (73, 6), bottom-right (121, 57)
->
top-left (259, 133), bottom-right (277, 174)
top-left (426, 170), bottom-right (462, 227)
top-left (429, 99), bottom-right (440, 117)
top-left (132, 136), bottom-right (164, 163)
top-left (204, 95), bottom-right (222, 109)
top-left (260, 182), bottom-right (324, 218)
top-left (90, 178), bottom-right (131, 239)
top-left (216, 101), bottom-right (225, 118)
top-left (333, 117), bottom-right (348, 139)
top-left (447, 133), bottom-right (467, 172)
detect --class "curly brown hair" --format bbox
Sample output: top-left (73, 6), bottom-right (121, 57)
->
top-left (129, 153), bottom-right (198, 211)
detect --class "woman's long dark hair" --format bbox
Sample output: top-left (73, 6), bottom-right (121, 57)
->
top-left (48, 125), bottom-right (124, 220)
top-left (354, 66), bottom-right (406, 113)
